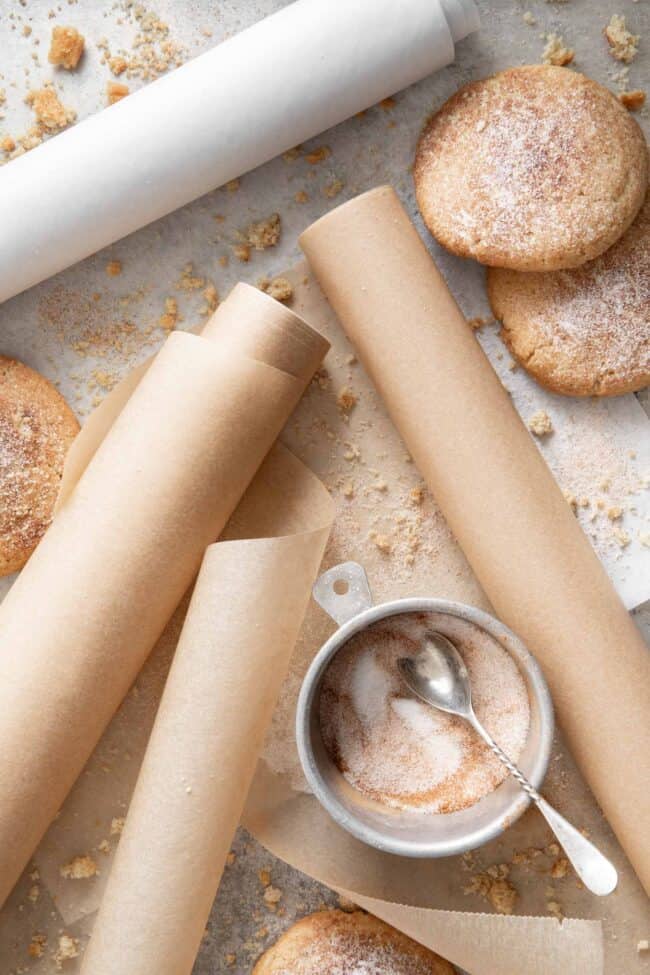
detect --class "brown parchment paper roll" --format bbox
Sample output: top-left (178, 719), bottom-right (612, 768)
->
top-left (0, 283), bottom-right (329, 908)
top-left (299, 186), bottom-right (650, 892)
top-left (79, 445), bottom-right (333, 975)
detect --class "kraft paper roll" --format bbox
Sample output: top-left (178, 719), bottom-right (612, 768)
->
top-left (0, 0), bottom-right (479, 303)
top-left (300, 186), bottom-right (650, 893)
top-left (0, 283), bottom-right (329, 908)
top-left (79, 446), bottom-right (333, 975)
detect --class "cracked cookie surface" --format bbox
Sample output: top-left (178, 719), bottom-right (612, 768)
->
top-left (414, 66), bottom-right (648, 272)
top-left (488, 189), bottom-right (649, 396)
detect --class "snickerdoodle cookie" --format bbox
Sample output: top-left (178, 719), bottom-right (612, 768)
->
top-left (253, 911), bottom-right (455, 975)
top-left (0, 356), bottom-right (79, 575)
top-left (414, 66), bottom-right (648, 271)
top-left (488, 188), bottom-right (649, 397)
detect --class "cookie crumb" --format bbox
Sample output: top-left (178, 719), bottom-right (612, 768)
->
top-left (110, 816), bottom-right (125, 835)
top-left (337, 386), bottom-right (357, 413)
top-left (48, 26), bottom-right (85, 69)
top-left (323, 178), bottom-right (344, 199)
top-left (304, 145), bottom-right (330, 164)
top-left (54, 934), bottom-right (80, 969)
top-left (523, 11), bottom-right (536, 25)
top-left (542, 33), bottom-right (575, 66)
top-left (244, 213), bottom-right (281, 250)
top-left (26, 87), bottom-right (76, 132)
top-left (105, 260), bottom-right (122, 277)
top-left (618, 89), bottom-right (646, 110)
top-left (604, 15), bottom-right (639, 63)
top-left (258, 276), bottom-right (293, 302)
top-left (369, 531), bottom-right (392, 555)
top-left (158, 296), bottom-right (179, 332)
top-left (108, 55), bottom-right (127, 76)
top-left (233, 244), bottom-right (250, 263)
top-left (107, 81), bottom-right (129, 105)
top-left (294, 190), bottom-right (309, 204)
top-left (263, 885), bottom-right (282, 908)
top-left (28, 933), bottom-right (47, 958)
top-left (60, 854), bottom-right (98, 879)
top-left (528, 410), bottom-right (553, 437)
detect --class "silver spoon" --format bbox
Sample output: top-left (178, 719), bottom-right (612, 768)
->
top-left (398, 631), bottom-right (618, 896)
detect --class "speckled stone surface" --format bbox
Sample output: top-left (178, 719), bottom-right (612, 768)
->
top-left (0, 1), bottom-right (648, 973)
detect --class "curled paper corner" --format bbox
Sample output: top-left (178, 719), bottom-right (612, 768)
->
top-left (339, 891), bottom-right (604, 975)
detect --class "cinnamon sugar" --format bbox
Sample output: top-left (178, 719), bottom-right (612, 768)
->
top-left (319, 612), bottom-right (530, 814)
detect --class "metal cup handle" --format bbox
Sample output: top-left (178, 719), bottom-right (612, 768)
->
top-left (312, 561), bottom-right (374, 626)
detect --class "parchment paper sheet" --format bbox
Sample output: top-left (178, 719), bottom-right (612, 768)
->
top-left (299, 187), bottom-right (650, 892)
top-left (0, 0), bottom-right (478, 303)
top-left (0, 282), bottom-right (329, 908)
top-left (78, 445), bottom-right (334, 975)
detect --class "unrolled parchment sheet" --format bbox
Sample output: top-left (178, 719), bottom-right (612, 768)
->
top-left (0, 282), bottom-right (329, 908)
top-left (0, 0), bottom-right (479, 304)
top-left (78, 445), bottom-right (334, 975)
top-left (299, 186), bottom-right (650, 893)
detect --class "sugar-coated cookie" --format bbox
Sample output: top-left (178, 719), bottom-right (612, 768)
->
top-left (0, 356), bottom-right (79, 575)
top-left (252, 910), bottom-right (455, 975)
top-left (488, 188), bottom-right (649, 397)
top-left (414, 66), bottom-right (648, 271)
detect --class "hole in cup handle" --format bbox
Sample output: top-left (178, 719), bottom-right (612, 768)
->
top-left (312, 561), bottom-right (374, 626)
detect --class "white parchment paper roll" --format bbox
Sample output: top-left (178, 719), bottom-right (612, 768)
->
top-left (0, 0), bottom-right (478, 303)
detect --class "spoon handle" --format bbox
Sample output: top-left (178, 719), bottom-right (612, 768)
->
top-left (468, 714), bottom-right (618, 896)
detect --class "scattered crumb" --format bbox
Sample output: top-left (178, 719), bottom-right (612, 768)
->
top-left (338, 894), bottom-right (357, 911)
top-left (27, 884), bottom-right (40, 903)
top-left (294, 190), bottom-right (309, 204)
top-left (369, 531), bottom-right (392, 555)
top-left (60, 854), bottom-right (98, 880)
top-left (225, 178), bottom-right (240, 192)
top-left (618, 89), bottom-right (646, 110)
top-left (244, 213), bottom-right (281, 251)
top-left (550, 857), bottom-right (570, 879)
top-left (105, 260), bottom-right (122, 277)
top-left (546, 897), bottom-right (564, 920)
top-left (523, 11), bottom-right (536, 25)
top-left (258, 867), bottom-right (272, 887)
top-left (54, 934), bottom-right (80, 969)
top-left (26, 87), bottom-right (76, 132)
top-left (467, 316), bottom-right (489, 330)
top-left (233, 243), bottom-right (250, 262)
top-left (528, 410), bottom-right (554, 437)
top-left (28, 933), bottom-right (47, 959)
top-left (108, 55), bottom-right (127, 76)
top-left (110, 816), bottom-right (125, 835)
top-left (304, 145), bottom-right (330, 164)
top-left (226, 852), bottom-right (236, 866)
top-left (263, 885), bottom-right (282, 907)
top-left (258, 276), bottom-right (293, 302)
top-left (158, 296), bottom-right (179, 331)
top-left (464, 865), bottom-right (518, 915)
top-left (337, 386), bottom-right (357, 413)
top-left (542, 33), bottom-right (575, 66)
top-left (107, 81), bottom-right (129, 105)
top-left (323, 178), bottom-right (344, 199)
top-left (606, 505), bottom-right (623, 521)
top-left (604, 15), bottom-right (639, 63)
top-left (612, 525), bottom-right (631, 548)
top-left (1, 135), bottom-right (16, 153)
top-left (48, 26), bottom-right (85, 69)
top-left (200, 282), bottom-right (219, 314)
top-left (97, 838), bottom-right (111, 854)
